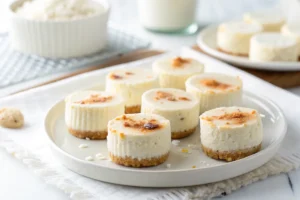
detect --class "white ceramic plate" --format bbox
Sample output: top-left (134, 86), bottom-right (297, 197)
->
top-left (197, 25), bottom-right (300, 71)
top-left (45, 86), bottom-right (286, 187)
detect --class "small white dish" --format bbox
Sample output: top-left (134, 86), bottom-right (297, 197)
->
top-left (45, 87), bottom-right (286, 187)
top-left (197, 25), bottom-right (300, 71)
top-left (8, 0), bottom-right (110, 58)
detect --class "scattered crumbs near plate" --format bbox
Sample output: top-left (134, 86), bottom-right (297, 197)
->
top-left (181, 148), bottom-right (189, 153)
top-left (85, 156), bottom-right (94, 161)
top-left (172, 140), bottom-right (180, 146)
top-left (192, 165), bottom-right (196, 168)
top-left (188, 144), bottom-right (199, 150)
top-left (166, 163), bottom-right (171, 168)
top-left (78, 144), bottom-right (88, 149)
top-left (85, 137), bottom-right (90, 140)
top-left (95, 153), bottom-right (107, 160)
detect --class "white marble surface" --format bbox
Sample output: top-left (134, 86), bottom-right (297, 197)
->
top-left (1, 0), bottom-right (300, 200)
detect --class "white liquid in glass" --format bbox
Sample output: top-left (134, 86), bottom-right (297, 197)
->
top-left (138, 0), bottom-right (197, 32)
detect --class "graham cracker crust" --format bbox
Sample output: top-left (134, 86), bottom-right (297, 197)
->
top-left (217, 47), bottom-right (248, 57)
top-left (68, 128), bottom-right (107, 140)
top-left (172, 126), bottom-right (197, 139)
top-left (202, 143), bottom-right (262, 162)
top-left (125, 105), bottom-right (141, 114)
top-left (109, 152), bottom-right (169, 167)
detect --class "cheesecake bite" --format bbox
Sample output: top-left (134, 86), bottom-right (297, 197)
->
top-left (217, 21), bottom-right (262, 56)
top-left (185, 73), bottom-right (242, 114)
top-left (141, 88), bottom-right (200, 139)
top-left (65, 90), bottom-right (124, 140)
top-left (107, 113), bottom-right (171, 167)
top-left (200, 107), bottom-right (263, 162)
top-left (249, 33), bottom-right (298, 62)
top-left (152, 56), bottom-right (204, 90)
top-left (281, 24), bottom-right (300, 58)
top-left (243, 12), bottom-right (285, 32)
top-left (106, 68), bottom-right (158, 114)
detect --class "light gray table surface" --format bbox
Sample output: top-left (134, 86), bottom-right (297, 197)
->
top-left (1, 0), bottom-right (300, 199)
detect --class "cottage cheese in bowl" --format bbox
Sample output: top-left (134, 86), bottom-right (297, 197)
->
top-left (15, 0), bottom-right (106, 21)
top-left (9, 0), bottom-right (110, 58)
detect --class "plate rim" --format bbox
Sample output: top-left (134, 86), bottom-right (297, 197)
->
top-left (197, 24), bottom-right (300, 71)
top-left (44, 90), bottom-right (287, 175)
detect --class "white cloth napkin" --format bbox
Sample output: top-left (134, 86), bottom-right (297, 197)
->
top-left (1, 47), bottom-right (300, 200)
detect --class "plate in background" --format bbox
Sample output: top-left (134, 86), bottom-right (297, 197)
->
top-left (197, 25), bottom-right (300, 71)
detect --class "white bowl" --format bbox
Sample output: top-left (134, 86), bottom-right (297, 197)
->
top-left (8, 0), bottom-right (110, 59)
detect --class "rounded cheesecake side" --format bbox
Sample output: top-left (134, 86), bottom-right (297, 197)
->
top-left (65, 90), bottom-right (124, 140)
top-left (185, 73), bottom-right (243, 114)
top-left (105, 68), bottom-right (159, 114)
top-left (152, 56), bottom-right (204, 90)
top-left (107, 113), bottom-right (171, 167)
top-left (141, 88), bottom-right (200, 139)
top-left (217, 21), bottom-right (262, 56)
top-left (200, 107), bottom-right (263, 162)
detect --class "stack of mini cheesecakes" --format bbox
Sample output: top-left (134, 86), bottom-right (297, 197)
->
top-left (64, 56), bottom-right (263, 167)
top-left (217, 12), bottom-right (300, 62)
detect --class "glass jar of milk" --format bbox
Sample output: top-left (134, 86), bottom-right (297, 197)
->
top-left (138, 0), bottom-right (198, 34)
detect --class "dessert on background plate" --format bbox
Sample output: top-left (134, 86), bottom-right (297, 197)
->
top-left (249, 33), bottom-right (298, 62)
top-left (281, 24), bottom-right (300, 58)
top-left (152, 56), bottom-right (204, 90)
top-left (105, 68), bottom-right (159, 114)
top-left (9, 0), bottom-right (109, 58)
top-left (243, 12), bottom-right (285, 32)
top-left (107, 113), bottom-right (171, 167)
top-left (185, 73), bottom-right (242, 114)
top-left (65, 90), bottom-right (124, 140)
top-left (141, 88), bottom-right (199, 139)
top-left (200, 107), bottom-right (263, 162)
top-left (217, 21), bottom-right (262, 56)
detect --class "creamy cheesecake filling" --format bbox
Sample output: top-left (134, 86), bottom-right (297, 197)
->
top-left (141, 88), bottom-right (199, 135)
top-left (65, 91), bottom-right (124, 134)
top-left (152, 57), bottom-right (204, 89)
top-left (243, 12), bottom-right (285, 32)
top-left (107, 113), bottom-right (171, 159)
top-left (217, 21), bottom-right (262, 55)
top-left (249, 33), bottom-right (298, 62)
top-left (200, 107), bottom-right (263, 152)
top-left (186, 73), bottom-right (242, 114)
top-left (106, 68), bottom-right (158, 107)
top-left (281, 24), bottom-right (300, 56)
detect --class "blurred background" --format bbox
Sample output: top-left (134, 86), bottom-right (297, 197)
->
top-left (0, 0), bottom-right (291, 50)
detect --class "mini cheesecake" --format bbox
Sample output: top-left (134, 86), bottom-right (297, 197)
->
top-left (217, 21), bottom-right (262, 56)
top-left (243, 12), bottom-right (285, 32)
top-left (65, 90), bottom-right (124, 140)
top-left (185, 73), bottom-right (242, 114)
top-left (141, 88), bottom-right (200, 139)
top-left (249, 33), bottom-right (298, 62)
top-left (105, 68), bottom-right (158, 114)
top-left (281, 24), bottom-right (300, 58)
top-left (107, 113), bottom-right (171, 167)
top-left (200, 107), bottom-right (263, 162)
top-left (152, 56), bottom-right (204, 90)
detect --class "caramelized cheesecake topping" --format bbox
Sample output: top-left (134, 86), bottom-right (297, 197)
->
top-left (172, 57), bottom-right (190, 67)
top-left (202, 111), bottom-right (256, 125)
top-left (200, 79), bottom-right (231, 90)
top-left (109, 73), bottom-right (123, 80)
top-left (125, 71), bottom-right (134, 75)
top-left (154, 91), bottom-right (190, 101)
top-left (121, 115), bottom-right (161, 131)
top-left (75, 94), bottom-right (113, 104)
